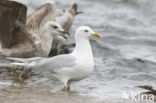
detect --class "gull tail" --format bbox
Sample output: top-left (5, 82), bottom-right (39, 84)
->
top-left (0, 63), bottom-right (14, 69)
top-left (72, 3), bottom-right (83, 15)
top-left (0, 59), bottom-right (28, 70)
top-left (0, 58), bottom-right (14, 68)
top-left (72, 3), bottom-right (78, 12)
top-left (0, 57), bottom-right (40, 70)
top-left (7, 57), bottom-right (43, 63)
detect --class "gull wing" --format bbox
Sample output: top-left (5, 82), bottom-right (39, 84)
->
top-left (26, 3), bottom-right (54, 31)
top-left (0, 1), bottom-right (27, 48)
top-left (38, 54), bottom-right (76, 73)
top-left (6, 57), bottom-right (43, 63)
top-left (56, 3), bottom-right (79, 31)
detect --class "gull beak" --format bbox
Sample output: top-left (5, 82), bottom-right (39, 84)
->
top-left (62, 35), bottom-right (67, 39)
top-left (62, 31), bottom-right (70, 35)
top-left (58, 30), bottom-right (70, 39)
top-left (58, 30), bottom-right (70, 35)
top-left (76, 11), bottom-right (83, 15)
top-left (92, 33), bottom-right (101, 38)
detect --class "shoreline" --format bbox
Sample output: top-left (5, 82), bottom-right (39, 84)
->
top-left (0, 85), bottom-right (101, 103)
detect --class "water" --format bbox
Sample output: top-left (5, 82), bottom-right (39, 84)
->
top-left (1, 0), bottom-right (156, 103)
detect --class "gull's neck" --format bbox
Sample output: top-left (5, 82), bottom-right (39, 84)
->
top-left (40, 31), bottom-right (54, 56)
top-left (72, 37), bottom-right (93, 59)
top-left (71, 35), bottom-right (94, 78)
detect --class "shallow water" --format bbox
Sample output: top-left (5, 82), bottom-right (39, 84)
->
top-left (1, 0), bottom-right (156, 103)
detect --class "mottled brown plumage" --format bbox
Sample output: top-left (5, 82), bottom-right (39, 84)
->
top-left (0, 1), bottom-right (27, 48)
top-left (0, 2), bottom-right (56, 58)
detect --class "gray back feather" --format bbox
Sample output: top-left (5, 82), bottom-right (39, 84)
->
top-left (38, 54), bottom-right (76, 73)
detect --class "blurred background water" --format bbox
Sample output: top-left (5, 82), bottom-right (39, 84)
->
top-left (1, 0), bottom-right (156, 103)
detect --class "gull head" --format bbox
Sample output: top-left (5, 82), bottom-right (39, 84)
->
top-left (44, 21), bottom-right (69, 39)
top-left (75, 26), bottom-right (101, 40)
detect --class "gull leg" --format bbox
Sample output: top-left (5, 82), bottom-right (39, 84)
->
top-left (18, 71), bottom-right (25, 86)
top-left (62, 79), bottom-right (69, 92)
top-left (63, 86), bottom-right (67, 91)
top-left (62, 80), bottom-right (71, 92)
top-left (11, 80), bottom-right (15, 86)
top-left (62, 86), bottom-right (66, 91)
top-left (62, 83), bottom-right (67, 91)
top-left (67, 80), bottom-right (71, 92)
top-left (11, 69), bottom-right (19, 86)
top-left (11, 67), bottom-right (29, 86)
top-left (67, 86), bottom-right (70, 92)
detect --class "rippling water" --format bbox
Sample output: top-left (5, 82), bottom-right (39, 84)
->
top-left (1, 0), bottom-right (156, 103)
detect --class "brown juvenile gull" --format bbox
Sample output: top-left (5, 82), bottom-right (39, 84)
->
top-left (0, 2), bottom-right (67, 58)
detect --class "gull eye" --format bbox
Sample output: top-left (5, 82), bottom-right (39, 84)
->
top-left (53, 25), bottom-right (58, 29)
top-left (84, 30), bottom-right (88, 32)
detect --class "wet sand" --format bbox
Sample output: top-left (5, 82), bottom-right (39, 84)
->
top-left (0, 85), bottom-right (100, 103)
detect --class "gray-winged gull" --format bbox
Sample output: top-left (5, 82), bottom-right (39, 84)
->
top-left (0, 26), bottom-right (100, 91)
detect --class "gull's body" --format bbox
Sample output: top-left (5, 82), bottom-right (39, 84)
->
top-left (0, 26), bottom-right (100, 91)
top-left (0, 2), bottom-right (66, 58)
top-left (0, 20), bottom-right (65, 58)
top-left (34, 21), bottom-right (66, 57)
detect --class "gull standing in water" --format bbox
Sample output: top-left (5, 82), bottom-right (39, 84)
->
top-left (0, 26), bottom-right (100, 91)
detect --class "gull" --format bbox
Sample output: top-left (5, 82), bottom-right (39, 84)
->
top-left (26, 2), bottom-right (80, 56)
top-left (50, 3), bottom-right (82, 56)
top-left (0, 1), bottom-right (68, 85)
top-left (0, 2), bottom-right (68, 58)
top-left (0, 26), bottom-right (100, 91)
top-left (14, 0), bottom-right (80, 56)
top-left (0, 20), bottom-right (67, 57)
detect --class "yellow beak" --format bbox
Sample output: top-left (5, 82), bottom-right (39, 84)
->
top-left (92, 33), bottom-right (101, 38)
